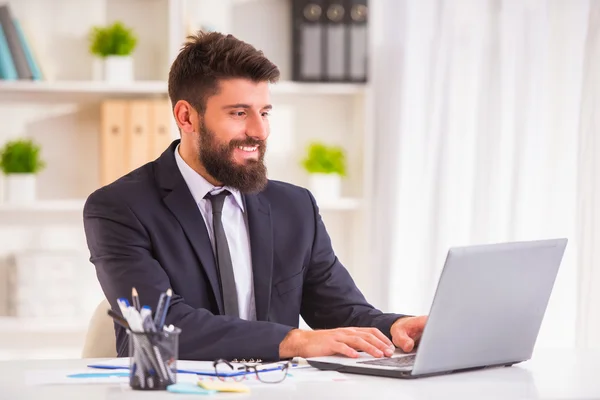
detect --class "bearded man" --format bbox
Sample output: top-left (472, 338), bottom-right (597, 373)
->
top-left (83, 31), bottom-right (427, 362)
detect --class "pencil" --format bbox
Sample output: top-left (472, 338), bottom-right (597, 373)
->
top-left (132, 287), bottom-right (141, 311)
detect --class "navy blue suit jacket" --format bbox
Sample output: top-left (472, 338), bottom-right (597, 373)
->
top-left (83, 140), bottom-right (405, 361)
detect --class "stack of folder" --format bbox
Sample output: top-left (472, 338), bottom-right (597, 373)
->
top-left (292, 0), bottom-right (369, 83)
top-left (100, 98), bottom-right (174, 186)
top-left (0, 3), bottom-right (42, 81)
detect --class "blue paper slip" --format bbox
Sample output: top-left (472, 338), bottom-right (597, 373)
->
top-left (167, 383), bottom-right (217, 395)
top-left (67, 372), bottom-right (130, 379)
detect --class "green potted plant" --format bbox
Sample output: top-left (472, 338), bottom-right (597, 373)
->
top-left (0, 138), bottom-right (45, 204)
top-left (88, 21), bottom-right (138, 83)
top-left (301, 141), bottom-right (347, 201)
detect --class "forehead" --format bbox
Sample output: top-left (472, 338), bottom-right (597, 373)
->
top-left (208, 78), bottom-right (271, 105)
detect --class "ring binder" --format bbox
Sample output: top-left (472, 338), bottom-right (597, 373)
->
top-left (293, 0), bottom-right (326, 81)
top-left (292, 0), bottom-right (369, 82)
top-left (347, 0), bottom-right (368, 82)
top-left (325, 0), bottom-right (347, 81)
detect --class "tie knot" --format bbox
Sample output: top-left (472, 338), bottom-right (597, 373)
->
top-left (206, 189), bottom-right (230, 214)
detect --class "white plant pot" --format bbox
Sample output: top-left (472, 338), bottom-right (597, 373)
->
top-left (4, 173), bottom-right (36, 204)
top-left (308, 173), bottom-right (342, 202)
top-left (104, 55), bottom-right (134, 83)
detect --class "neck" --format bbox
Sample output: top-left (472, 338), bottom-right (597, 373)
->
top-left (178, 140), bottom-right (222, 187)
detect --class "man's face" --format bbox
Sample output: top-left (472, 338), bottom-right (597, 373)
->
top-left (197, 78), bottom-right (271, 193)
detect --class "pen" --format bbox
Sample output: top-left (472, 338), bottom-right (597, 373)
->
top-left (153, 292), bottom-right (167, 328)
top-left (132, 287), bottom-right (141, 312)
top-left (157, 288), bottom-right (172, 329)
top-left (107, 309), bottom-right (130, 330)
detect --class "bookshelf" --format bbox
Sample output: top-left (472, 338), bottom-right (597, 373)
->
top-left (0, 80), bottom-right (169, 100)
top-left (0, 0), bottom-right (374, 360)
top-left (0, 80), bottom-right (365, 103)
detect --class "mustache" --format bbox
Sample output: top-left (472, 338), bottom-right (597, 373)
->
top-left (228, 138), bottom-right (265, 148)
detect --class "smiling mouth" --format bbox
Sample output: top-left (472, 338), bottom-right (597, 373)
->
top-left (236, 145), bottom-right (258, 152)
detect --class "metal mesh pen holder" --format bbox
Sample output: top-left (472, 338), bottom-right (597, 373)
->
top-left (127, 328), bottom-right (181, 390)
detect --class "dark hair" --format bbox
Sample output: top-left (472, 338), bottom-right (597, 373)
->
top-left (168, 31), bottom-right (280, 115)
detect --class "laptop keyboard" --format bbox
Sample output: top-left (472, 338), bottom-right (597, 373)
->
top-left (357, 354), bottom-right (416, 368)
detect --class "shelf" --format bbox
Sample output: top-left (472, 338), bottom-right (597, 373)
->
top-left (0, 80), bottom-right (168, 102)
top-left (0, 199), bottom-right (87, 225)
top-left (0, 199), bottom-right (86, 213)
top-left (270, 81), bottom-right (366, 95)
top-left (0, 80), bottom-right (365, 102)
top-left (317, 198), bottom-right (363, 210)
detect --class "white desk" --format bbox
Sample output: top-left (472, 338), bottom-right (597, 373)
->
top-left (1, 349), bottom-right (598, 399)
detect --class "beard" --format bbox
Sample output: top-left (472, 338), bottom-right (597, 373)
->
top-left (198, 121), bottom-right (268, 193)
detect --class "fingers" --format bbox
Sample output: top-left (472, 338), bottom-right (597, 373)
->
top-left (365, 327), bottom-right (394, 348)
top-left (393, 332), bottom-right (415, 352)
top-left (322, 327), bottom-right (410, 359)
top-left (344, 336), bottom-right (385, 358)
top-left (354, 330), bottom-right (395, 357)
top-left (332, 342), bottom-right (360, 358)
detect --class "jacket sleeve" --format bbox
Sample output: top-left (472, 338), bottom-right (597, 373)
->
top-left (299, 189), bottom-right (408, 340)
top-left (83, 188), bottom-right (294, 361)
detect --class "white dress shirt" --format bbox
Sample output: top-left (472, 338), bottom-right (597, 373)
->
top-left (174, 144), bottom-right (256, 321)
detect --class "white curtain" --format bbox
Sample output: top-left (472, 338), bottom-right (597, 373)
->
top-left (369, 0), bottom-right (600, 350)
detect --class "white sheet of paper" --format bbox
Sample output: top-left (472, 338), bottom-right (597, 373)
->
top-left (89, 358), bottom-right (248, 374)
top-left (25, 368), bottom-right (201, 386)
top-left (87, 359), bottom-right (352, 386)
top-left (25, 369), bottom-right (130, 386)
top-left (195, 368), bottom-right (352, 388)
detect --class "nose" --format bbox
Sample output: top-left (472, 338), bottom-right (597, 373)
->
top-left (246, 113), bottom-right (269, 141)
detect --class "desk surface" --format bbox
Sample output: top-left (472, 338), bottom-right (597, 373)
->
top-left (1, 349), bottom-right (598, 399)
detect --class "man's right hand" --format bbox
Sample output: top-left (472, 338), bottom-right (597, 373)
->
top-left (279, 327), bottom-right (396, 359)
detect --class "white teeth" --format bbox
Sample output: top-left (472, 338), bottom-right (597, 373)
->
top-left (237, 146), bottom-right (258, 152)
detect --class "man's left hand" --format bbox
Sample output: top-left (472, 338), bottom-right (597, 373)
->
top-left (390, 315), bottom-right (428, 353)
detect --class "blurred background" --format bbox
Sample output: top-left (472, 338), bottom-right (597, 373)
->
top-left (0, 0), bottom-right (597, 361)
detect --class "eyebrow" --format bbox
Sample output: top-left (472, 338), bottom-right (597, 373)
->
top-left (222, 103), bottom-right (272, 110)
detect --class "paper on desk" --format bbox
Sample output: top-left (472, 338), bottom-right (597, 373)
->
top-left (87, 359), bottom-right (352, 386)
top-left (89, 358), bottom-right (256, 374)
top-left (89, 358), bottom-right (310, 375)
top-left (25, 369), bottom-right (130, 386)
top-left (195, 367), bottom-right (353, 388)
top-left (25, 368), bottom-right (200, 386)
top-left (89, 358), bottom-right (215, 373)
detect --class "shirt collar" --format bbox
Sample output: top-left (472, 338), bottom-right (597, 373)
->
top-left (174, 143), bottom-right (245, 212)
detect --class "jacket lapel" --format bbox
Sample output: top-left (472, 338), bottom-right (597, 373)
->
top-left (244, 193), bottom-right (273, 321)
top-left (155, 140), bottom-right (224, 314)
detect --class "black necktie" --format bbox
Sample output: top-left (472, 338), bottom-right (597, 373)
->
top-left (206, 190), bottom-right (239, 317)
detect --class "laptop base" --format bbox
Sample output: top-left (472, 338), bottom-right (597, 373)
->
top-left (307, 360), bottom-right (521, 380)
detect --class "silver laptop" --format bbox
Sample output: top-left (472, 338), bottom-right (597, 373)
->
top-left (307, 238), bottom-right (568, 379)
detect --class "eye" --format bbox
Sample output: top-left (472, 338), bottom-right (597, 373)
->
top-left (261, 111), bottom-right (270, 117)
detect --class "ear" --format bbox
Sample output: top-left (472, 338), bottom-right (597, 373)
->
top-left (173, 100), bottom-right (199, 134)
